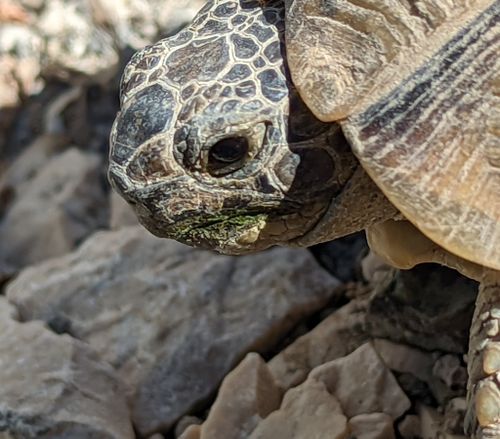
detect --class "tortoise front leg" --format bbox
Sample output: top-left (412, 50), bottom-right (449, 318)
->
top-left (466, 270), bottom-right (500, 438)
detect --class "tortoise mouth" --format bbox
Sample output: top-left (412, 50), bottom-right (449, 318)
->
top-left (138, 204), bottom-right (328, 255)
top-left (163, 212), bottom-right (271, 254)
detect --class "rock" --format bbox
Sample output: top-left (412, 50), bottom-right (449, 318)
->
top-left (0, 23), bottom-right (42, 150)
top-left (199, 353), bottom-right (282, 439)
top-left (175, 416), bottom-right (202, 438)
top-left (443, 398), bottom-right (467, 434)
top-left (268, 299), bottom-right (369, 389)
top-left (95, 0), bottom-right (207, 49)
top-left (179, 425), bottom-right (201, 439)
top-left (309, 342), bottom-right (411, 419)
top-left (398, 414), bottom-right (421, 439)
top-left (361, 250), bottom-right (393, 283)
top-left (0, 297), bottom-right (134, 439)
top-left (0, 147), bottom-right (107, 269)
top-left (6, 226), bottom-right (340, 436)
top-left (249, 377), bottom-right (348, 439)
top-left (109, 190), bottom-right (139, 229)
top-left (418, 404), bottom-right (443, 439)
top-left (0, 24), bottom-right (42, 103)
top-left (366, 264), bottom-right (477, 353)
top-left (432, 354), bottom-right (467, 393)
top-left (0, 1), bottom-right (30, 22)
top-left (0, 134), bottom-right (67, 212)
top-left (373, 339), bottom-right (466, 405)
top-left (373, 338), bottom-right (435, 383)
top-left (348, 413), bottom-right (395, 439)
top-left (37, 0), bottom-right (118, 83)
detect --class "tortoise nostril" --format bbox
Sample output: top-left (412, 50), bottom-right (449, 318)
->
top-left (208, 136), bottom-right (249, 176)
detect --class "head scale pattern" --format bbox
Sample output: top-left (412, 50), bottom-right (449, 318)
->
top-left (109, 0), bottom-right (357, 254)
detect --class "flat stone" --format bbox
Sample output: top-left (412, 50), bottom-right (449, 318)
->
top-left (0, 147), bottom-right (107, 269)
top-left (0, 297), bottom-right (133, 439)
top-left (249, 377), bottom-right (348, 439)
top-left (199, 353), bottom-right (282, 439)
top-left (6, 226), bottom-right (339, 436)
top-left (309, 342), bottom-right (411, 419)
top-left (348, 413), bottom-right (395, 439)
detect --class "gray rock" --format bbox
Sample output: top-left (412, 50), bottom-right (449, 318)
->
top-left (0, 147), bottom-right (107, 269)
top-left (109, 190), bottom-right (139, 229)
top-left (0, 297), bottom-right (134, 439)
top-left (0, 134), bottom-right (67, 213)
top-left (6, 226), bottom-right (340, 436)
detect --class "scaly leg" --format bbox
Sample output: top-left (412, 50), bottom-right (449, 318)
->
top-left (466, 270), bottom-right (500, 438)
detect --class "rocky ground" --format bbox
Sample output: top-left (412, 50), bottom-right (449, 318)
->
top-left (0, 1), bottom-right (478, 438)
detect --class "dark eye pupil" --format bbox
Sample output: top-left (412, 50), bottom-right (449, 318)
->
top-left (210, 137), bottom-right (248, 164)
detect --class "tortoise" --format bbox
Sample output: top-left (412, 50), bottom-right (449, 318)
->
top-left (108, 0), bottom-right (500, 436)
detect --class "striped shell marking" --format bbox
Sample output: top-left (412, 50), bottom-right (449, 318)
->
top-left (345, 3), bottom-right (500, 270)
top-left (287, 0), bottom-right (500, 269)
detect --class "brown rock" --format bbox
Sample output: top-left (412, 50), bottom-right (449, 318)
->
top-left (175, 416), bottom-right (202, 438)
top-left (310, 342), bottom-right (411, 419)
top-left (0, 297), bottom-right (133, 439)
top-left (0, 147), bottom-right (107, 269)
top-left (348, 413), bottom-right (395, 439)
top-left (179, 425), bottom-right (201, 439)
top-left (200, 353), bottom-right (282, 439)
top-left (249, 378), bottom-right (348, 439)
top-left (268, 299), bottom-right (369, 389)
top-left (6, 226), bottom-right (339, 436)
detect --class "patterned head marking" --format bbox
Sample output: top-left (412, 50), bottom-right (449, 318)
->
top-left (109, 0), bottom-right (357, 254)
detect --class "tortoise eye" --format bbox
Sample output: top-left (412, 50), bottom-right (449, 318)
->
top-left (208, 137), bottom-right (249, 176)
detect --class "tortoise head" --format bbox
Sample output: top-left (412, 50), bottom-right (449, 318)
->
top-left (109, 0), bottom-right (358, 254)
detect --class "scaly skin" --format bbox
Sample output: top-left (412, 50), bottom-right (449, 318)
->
top-left (109, 0), bottom-right (500, 435)
top-left (108, 0), bottom-right (394, 254)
